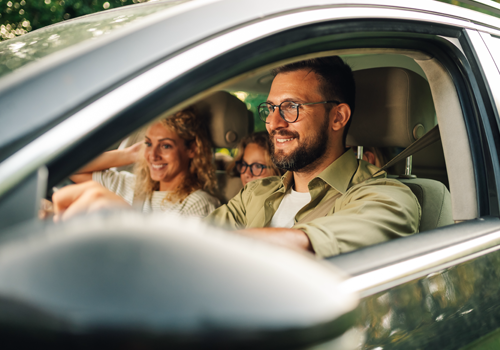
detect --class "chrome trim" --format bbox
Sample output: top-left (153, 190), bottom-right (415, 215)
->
top-left (340, 228), bottom-right (500, 297)
top-left (405, 155), bottom-right (413, 176)
top-left (0, 4), bottom-right (497, 196)
top-left (356, 146), bottom-right (364, 160)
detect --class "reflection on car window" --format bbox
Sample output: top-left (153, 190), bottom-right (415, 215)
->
top-left (0, 0), bottom-right (191, 79)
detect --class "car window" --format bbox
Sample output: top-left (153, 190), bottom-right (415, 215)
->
top-left (485, 35), bottom-right (500, 72)
top-left (0, 0), bottom-right (191, 79)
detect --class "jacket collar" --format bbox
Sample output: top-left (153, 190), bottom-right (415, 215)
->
top-left (279, 149), bottom-right (385, 194)
top-left (316, 149), bottom-right (359, 194)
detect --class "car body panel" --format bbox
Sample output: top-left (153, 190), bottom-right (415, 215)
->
top-left (1, 0), bottom-right (500, 348)
top-left (355, 246), bottom-right (500, 349)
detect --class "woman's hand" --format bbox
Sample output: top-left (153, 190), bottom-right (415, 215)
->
top-left (126, 141), bottom-right (143, 163)
top-left (39, 198), bottom-right (54, 220)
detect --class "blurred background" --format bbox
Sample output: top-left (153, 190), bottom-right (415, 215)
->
top-left (1, 0), bottom-right (500, 42)
top-left (0, 0), bottom-right (148, 41)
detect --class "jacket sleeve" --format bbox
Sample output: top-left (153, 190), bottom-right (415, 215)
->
top-left (293, 180), bottom-right (421, 258)
top-left (205, 181), bottom-right (258, 229)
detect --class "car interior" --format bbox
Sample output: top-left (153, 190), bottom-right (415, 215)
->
top-left (102, 49), bottom-right (462, 239)
top-left (45, 35), bottom-right (489, 279)
top-left (223, 50), bottom-right (474, 225)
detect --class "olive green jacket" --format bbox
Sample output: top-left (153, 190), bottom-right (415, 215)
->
top-left (207, 150), bottom-right (421, 258)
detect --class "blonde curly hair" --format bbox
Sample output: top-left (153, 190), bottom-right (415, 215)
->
top-left (134, 107), bottom-right (217, 203)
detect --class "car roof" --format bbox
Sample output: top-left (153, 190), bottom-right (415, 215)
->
top-left (1, 0), bottom-right (500, 162)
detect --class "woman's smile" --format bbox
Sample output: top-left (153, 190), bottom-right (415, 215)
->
top-left (150, 163), bottom-right (168, 170)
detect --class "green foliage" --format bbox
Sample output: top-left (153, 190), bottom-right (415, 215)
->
top-left (436, 0), bottom-right (500, 17)
top-left (0, 0), bottom-right (150, 41)
top-left (3, 0), bottom-right (500, 41)
top-left (242, 93), bottom-right (268, 133)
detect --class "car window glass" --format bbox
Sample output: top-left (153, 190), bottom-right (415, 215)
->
top-left (486, 35), bottom-right (500, 72)
top-left (0, 0), bottom-right (191, 79)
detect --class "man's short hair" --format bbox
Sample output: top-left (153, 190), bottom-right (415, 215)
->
top-left (271, 56), bottom-right (355, 147)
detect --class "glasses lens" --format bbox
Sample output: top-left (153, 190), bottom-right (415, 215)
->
top-left (235, 161), bottom-right (247, 174)
top-left (280, 102), bottom-right (298, 123)
top-left (250, 163), bottom-right (266, 176)
top-left (258, 103), bottom-right (272, 123)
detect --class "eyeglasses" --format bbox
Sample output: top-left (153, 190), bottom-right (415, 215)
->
top-left (235, 161), bottom-right (269, 176)
top-left (258, 100), bottom-right (340, 124)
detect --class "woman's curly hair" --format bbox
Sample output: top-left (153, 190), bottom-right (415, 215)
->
top-left (227, 131), bottom-right (282, 177)
top-left (134, 107), bottom-right (217, 203)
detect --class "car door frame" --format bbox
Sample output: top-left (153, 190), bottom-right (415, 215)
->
top-left (0, 3), bottom-right (497, 227)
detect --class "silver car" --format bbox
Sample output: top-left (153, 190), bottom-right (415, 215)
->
top-left (0, 0), bottom-right (500, 348)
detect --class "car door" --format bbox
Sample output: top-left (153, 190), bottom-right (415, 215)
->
top-left (329, 23), bottom-right (500, 350)
top-left (2, 1), bottom-right (500, 348)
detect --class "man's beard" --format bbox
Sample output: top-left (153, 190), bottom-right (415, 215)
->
top-left (270, 114), bottom-right (330, 173)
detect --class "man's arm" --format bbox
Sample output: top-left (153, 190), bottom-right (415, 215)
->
top-left (51, 182), bottom-right (314, 253)
top-left (293, 179), bottom-right (421, 258)
top-left (238, 227), bottom-right (313, 252)
top-left (70, 142), bottom-right (142, 183)
top-left (205, 184), bottom-right (255, 229)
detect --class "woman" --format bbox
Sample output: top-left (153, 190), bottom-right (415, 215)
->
top-left (227, 131), bottom-right (282, 186)
top-left (71, 108), bottom-right (220, 217)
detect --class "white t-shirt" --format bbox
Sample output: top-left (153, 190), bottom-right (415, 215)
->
top-left (269, 188), bottom-right (311, 228)
top-left (92, 170), bottom-right (220, 217)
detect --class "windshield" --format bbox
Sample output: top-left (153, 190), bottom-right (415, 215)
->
top-left (0, 0), bottom-right (191, 79)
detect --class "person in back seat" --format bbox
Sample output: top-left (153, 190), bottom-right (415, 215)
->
top-left (227, 131), bottom-right (282, 186)
top-left (53, 56), bottom-right (420, 258)
top-left (351, 146), bottom-right (396, 169)
top-left (70, 107), bottom-right (220, 217)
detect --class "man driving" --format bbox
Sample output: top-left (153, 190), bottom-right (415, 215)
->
top-left (53, 56), bottom-right (420, 258)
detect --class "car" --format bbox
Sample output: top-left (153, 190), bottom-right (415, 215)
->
top-left (1, 0), bottom-right (500, 348)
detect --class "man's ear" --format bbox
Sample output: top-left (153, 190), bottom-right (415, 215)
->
top-left (330, 103), bottom-right (351, 131)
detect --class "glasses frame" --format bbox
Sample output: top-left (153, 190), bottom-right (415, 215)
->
top-left (235, 161), bottom-right (269, 177)
top-left (258, 100), bottom-right (340, 124)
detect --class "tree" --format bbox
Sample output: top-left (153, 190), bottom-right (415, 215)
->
top-left (0, 0), bottom-right (150, 41)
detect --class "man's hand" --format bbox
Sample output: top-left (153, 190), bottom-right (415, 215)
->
top-left (238, 227), bottom-right (314, 253)
top-left (53, 181), bottom-right (131, 222)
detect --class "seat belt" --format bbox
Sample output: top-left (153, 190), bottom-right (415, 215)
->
top-left (373, 125), bottom-right (441, 177)
top-left (294, 125), bottom-right (441, 223)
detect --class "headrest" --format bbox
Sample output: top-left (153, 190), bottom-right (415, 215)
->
top-left (346, 67), bottom-right (436, 148)
top-left (193, 91), bottom-right (252, 148)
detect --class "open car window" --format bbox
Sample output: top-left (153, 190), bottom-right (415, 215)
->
top-left (4, 2), bottom-right (500, 348)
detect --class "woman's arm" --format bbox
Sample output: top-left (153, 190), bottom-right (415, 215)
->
top-left (71, 142), bottom-right (142, 183)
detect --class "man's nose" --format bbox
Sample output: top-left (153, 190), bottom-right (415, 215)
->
top-left (267, 107), bottom-right (289, 131)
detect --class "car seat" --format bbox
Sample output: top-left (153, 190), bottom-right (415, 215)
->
top-left (192, 91), bottom-right (252, 204)
top-left (347, 67), bottom-right (453, 232)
